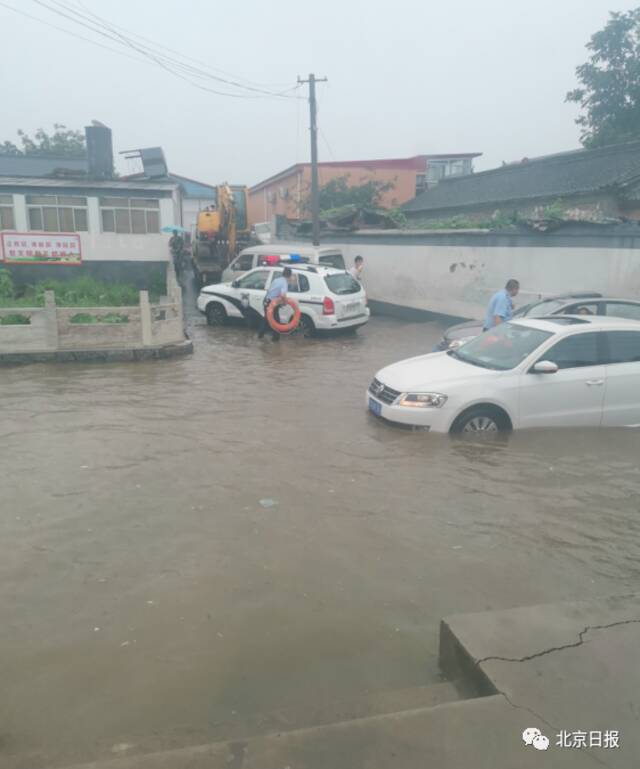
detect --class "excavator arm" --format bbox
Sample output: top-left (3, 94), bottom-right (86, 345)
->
top-left (219, 184), bottom-right (237, 258)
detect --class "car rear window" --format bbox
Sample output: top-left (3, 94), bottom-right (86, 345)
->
top-left (325, 273), bottom-right (360, 295)
top-left (319, 253), bottom-right (346, 269)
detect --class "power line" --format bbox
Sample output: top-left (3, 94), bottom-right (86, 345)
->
top-left (69, 0), bottom-right (294, 91)
top-left (30, 0), bottom-right (301, 100)
top-left (28, 0), bottom-right (265, 99)
top-left (316, 88), bottom-right (336, 160)
top-left (4, 0), bottom-right (267, 99)
top-left (320, 128), bottom-right (336, 160)
top-left (0, 0), bottom-right (152, 66)
top-left (53, 0), bottom-right (300, 98)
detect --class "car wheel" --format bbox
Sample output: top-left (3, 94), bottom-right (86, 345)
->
top-left (206, 302), bottom-right (227, 326)
top-left (451, 406), bottom-right (510, 434)
top-left (292, 314), bottom-right (315, 338)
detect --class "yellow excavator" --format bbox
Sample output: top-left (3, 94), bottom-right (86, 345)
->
top-left (192, 184), bottom-right (250, 286)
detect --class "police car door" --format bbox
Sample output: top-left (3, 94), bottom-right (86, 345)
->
top-left (236, 269), bottom-right (270, 318)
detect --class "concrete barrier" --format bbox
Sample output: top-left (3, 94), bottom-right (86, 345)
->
top-left (0, 266), bottom-right (189, 362)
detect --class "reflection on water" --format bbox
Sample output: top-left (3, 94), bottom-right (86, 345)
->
top-left (1, 303), bottom-right (640, 767)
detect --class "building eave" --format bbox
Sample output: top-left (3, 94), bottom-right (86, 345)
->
top-left (0, 176), bottom-right (179, 193)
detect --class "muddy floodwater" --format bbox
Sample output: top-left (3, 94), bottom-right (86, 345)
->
top-left (2, 305), bottom-right (640, 768)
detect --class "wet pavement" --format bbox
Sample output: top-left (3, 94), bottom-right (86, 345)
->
top-left (2, 292), bottom-right (640, 768)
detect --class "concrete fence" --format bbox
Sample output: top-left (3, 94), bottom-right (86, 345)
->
top-left (0, 266), bottom-right (186, 356)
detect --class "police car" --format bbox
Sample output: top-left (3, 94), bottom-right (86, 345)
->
top-left (196, 257), bottom-right (370, 335)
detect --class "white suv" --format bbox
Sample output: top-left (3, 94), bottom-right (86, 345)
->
top-left (197, 265), bottom-right (370, 335)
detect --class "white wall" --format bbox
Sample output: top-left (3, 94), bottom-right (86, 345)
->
top-left (332, 240), bottom-right (640, 318)
top-left (182, 198), bottom-right (214, 232)
top-left (76, 232), bottom-right (169, 262)
top-left (2, 191), bottom-right (177, 263)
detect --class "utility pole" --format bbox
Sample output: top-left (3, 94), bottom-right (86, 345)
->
top-left (298, 73), bottom-right (327, 245)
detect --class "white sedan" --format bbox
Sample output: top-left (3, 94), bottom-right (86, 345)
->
top-left (367, 316), bottom-right (640, 433)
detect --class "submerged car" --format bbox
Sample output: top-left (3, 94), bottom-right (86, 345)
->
top-left (367, 316), bottom-right (640, 433)
top-left (435, 292), bottom-right (611, 350)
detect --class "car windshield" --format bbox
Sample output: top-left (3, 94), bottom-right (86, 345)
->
top-left (448, 322), bottom-right (553, 370)
top-left (325, 273), bottom-right (360, 295)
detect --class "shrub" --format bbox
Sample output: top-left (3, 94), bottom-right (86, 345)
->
top-left (0, 269), bottom-right (15, 299)
top-left (0, 313), bottom-right (30, 325)
top-left (69, 312), bottom-right (129, 324)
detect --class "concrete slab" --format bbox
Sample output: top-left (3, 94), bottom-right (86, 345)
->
top-left (65, 695), bottom-right (594, 769)
top-left (441, 593), bottom-right (640, 768)
top-left (60, 595), bottom-right (640, 769)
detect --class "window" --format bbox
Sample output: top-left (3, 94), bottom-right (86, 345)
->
top-left (237, 270), bottom-right (269, 290)
top-left (542, 332), bottom-right (602, 369)
top-left (604, 302), bottom-right (640, 321)
top-left (270, 270), bottom-right (310, 293)
top-left (99, 197), bottom-right (160, 234)
top-left (426, 163), bottom-right (446, 184)
top-left (319, 253), bottom-right (345, 269)
top-left (234, 253), bottom-right (254, 271)
top-left (0, 194), bottom-right (15, 229)
top-left (26, 194), bottom-right (88, 232)
top-left (416, 174), bottom-right (427, 195)
top-left (325, 273), bottom-right (360, 295)
top-left (298, 274), bottom-right (310, 293)
top-left (561, 302), bottom-right (600, 317)
top-left (605, 331), bottom-right (640, 364)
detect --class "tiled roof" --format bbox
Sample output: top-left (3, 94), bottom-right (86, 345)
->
top-left (404, 141), bottom-right (640, 213)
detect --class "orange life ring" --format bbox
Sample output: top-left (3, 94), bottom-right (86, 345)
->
top-left (266, 298), bottom-right (301, 333)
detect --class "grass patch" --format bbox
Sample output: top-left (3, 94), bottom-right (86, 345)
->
top-left (0, 313), bottom-right (31, 325)
top-left (69, 313), bottom-right (129, 324)
top-left (0, 269), bottom-right (161, 308)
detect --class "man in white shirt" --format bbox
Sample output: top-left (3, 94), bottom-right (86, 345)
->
top-left (349, 255), bottom-right (364, 282)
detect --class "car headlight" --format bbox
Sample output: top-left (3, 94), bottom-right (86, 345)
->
top-left (448, 336), bottom-right (474, 350)
top-left (397, 393), bottom-right (448, 408)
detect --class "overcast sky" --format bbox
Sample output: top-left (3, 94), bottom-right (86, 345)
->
top-left (1, 0), bottom-right (638, 185)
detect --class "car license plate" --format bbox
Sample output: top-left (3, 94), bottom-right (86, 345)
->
top-left (344, 301), bottom-right (360, 316)
top-left (369, 397), bottom-right (382, 416)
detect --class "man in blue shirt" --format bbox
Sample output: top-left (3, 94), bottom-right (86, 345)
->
top-left (483, 279), bottom-right (520, 330)
top-left (258, 267), bottom-right (292, 341)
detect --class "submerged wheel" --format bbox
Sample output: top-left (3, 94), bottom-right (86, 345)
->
top-left (206, 302), bottom-right (227, 326)
top-left (291, 314), bottom-right (315, 337)
top-left (451, 406), bottom-right (510, 434)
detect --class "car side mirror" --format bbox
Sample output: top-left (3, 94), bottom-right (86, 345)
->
top-left (231, 280), bottom-right (239, 288)
top-left (532, 360), bottom-right (559, 374)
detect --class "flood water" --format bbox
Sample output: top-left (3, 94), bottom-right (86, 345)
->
top-left (2, 298), bottom-right (640, 767)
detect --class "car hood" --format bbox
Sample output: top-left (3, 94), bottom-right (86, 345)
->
top-left (444, 319), bottom-right (483, 341)
top-left (377, 351), bottom-right (496, 391)
top-left (201, 282), bottom-right (233, 292)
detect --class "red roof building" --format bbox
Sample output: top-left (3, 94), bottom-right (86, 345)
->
top-left (248, 153), bottom-right (481, 224)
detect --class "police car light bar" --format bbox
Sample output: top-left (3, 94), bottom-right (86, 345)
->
top-left (258, 254), bottom-right (311, 266)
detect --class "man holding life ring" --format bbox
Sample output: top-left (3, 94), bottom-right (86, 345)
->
top-left (258, 267), bottom-right (292, 342)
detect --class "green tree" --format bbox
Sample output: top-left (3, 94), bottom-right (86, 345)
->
top-left (0, 124), bottom-right (85, 157)
top-left (566, 8), bottom-right (640, 147)
top-left (306, 175), bottom-right (394, 213)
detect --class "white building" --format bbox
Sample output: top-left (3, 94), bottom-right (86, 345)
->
top-left (146, 173), bottom-right (216, 233)
top-left (0, 176), bottom-right (181, 286)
